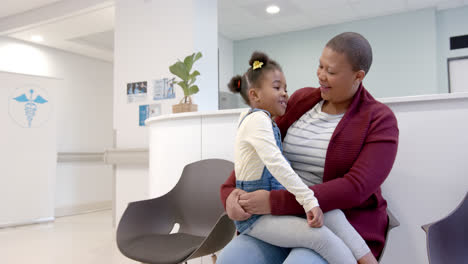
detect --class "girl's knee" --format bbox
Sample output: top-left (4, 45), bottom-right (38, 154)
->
top-left (324, 209), bottom-right (346, 226)
top-left (324, 209), bottom-right (344, 218)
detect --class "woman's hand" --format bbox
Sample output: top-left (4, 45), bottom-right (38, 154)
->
top-left (307, 206), bottom-right (324, 227)
top-left (226, 189), bottom-right (252, 221)
top-left (238, 190), bottom-right (271, 215)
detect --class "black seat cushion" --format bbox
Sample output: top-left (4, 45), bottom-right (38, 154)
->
top-left (121, 233), bottom-right (205, 264)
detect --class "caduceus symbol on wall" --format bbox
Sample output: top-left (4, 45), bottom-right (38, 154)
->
top-left (12, 89), bottom-right (48, 128)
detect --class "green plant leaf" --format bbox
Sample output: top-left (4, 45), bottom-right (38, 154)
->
top-left (169, 61), bottom-right (189, 81)
top-left (185, 52), bottom-right (202, 72)
top-left (188, 70), bottom-right (200, 85)
top-left (184, 53), bottom-right (195, 72)
top-left (169, 52), bottom-right (202, 96)
top-left (177, 81), bottom-right (189, 94)
top-left (193, 52), bottom-right (202, 62)
top-left (190, 70), bottom-right (200, 79)
top-left (188, 85), bottom-right (199, 95)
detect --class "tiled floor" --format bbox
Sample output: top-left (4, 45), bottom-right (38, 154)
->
top-left (0, 210), bottom-right (137, 264)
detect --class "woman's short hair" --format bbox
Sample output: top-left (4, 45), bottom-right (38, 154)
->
top-left (326, 32), bottom-right (373, 74)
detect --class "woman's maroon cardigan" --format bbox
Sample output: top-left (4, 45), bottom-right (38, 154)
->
top-left (220, 85), bottom-right (399, 258)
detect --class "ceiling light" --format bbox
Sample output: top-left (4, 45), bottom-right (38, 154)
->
top-left (266, 5), bottom-right (280, 14)
top-left (31, 35), bottom-right (44, 42)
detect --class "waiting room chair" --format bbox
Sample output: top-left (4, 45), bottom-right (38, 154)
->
top-left (421, 192), bottom-right (468, 264)
top-left (116, 159), bottom-right (237, 264)
top-left (378, 208), bottom-right (400, 262)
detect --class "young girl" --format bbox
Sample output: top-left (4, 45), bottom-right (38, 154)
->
top-left (228, 51), bottom-right (378, 264)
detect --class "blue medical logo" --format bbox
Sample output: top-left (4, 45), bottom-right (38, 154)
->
top-left (9, 86), bottom-right (51, 128)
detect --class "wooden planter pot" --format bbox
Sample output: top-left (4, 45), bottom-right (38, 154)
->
top-left (172, 96), bottom-right (198, 113)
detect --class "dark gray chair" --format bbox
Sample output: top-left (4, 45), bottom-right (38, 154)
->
top-left (421, 192), bottom-right (468, 264)
top-left (116, 159), bottom-right (236, 264)
top-left (378, 208), bottom-right (400, 262)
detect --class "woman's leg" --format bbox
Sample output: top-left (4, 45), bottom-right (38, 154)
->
top-left (217, 226), bottom-right (331, 264)
top-left (246, 215), bottom-right (355, 264)
top-left (216, 233), bottom-right (289, 264)
top-left (284, 247), bottom-right (329, 264)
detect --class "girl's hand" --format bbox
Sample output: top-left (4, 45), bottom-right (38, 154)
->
top-left (226, 189), bottom-right (252, 221)
top-left (238, 190), bottom-right (271, 215)
top-left (307, 206), bottom-right (324, 227)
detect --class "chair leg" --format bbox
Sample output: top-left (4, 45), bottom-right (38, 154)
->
top-left (211, 254), bottom-right (217, 264)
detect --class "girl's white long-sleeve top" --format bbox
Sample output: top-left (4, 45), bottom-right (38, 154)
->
top-left (234, 110), bottom-right (319, 212)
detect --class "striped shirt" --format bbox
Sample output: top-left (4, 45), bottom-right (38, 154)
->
top-left (234, 110), bottom-right (319, 212)
top-left (283, 100), bottom-right (343, 186)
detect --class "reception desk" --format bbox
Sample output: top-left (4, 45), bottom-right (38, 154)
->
top-left (146, 109), bottom-right (242, 198)
top-left (120, 92), bottom-right (468, 264)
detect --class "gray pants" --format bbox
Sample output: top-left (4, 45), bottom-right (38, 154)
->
top-left (244, 209), bottom-right (370, 264)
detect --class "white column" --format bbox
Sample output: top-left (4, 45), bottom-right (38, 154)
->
top-left (193, 0), bottom-right (218, 111)
top-left (113, 0), bottom-right (218, 223)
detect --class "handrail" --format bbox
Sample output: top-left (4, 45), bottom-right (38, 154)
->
top-left (57, 149), bottom-right (149, 165)
top-left (104, 148), bottom-right (148, 165)
top-left (57, 152), bottom-right (104, 162)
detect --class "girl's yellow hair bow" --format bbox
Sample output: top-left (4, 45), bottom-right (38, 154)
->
top-left (253, 61), bottom-right (263, 70)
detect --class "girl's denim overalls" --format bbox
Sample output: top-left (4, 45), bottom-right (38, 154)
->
top-left (235, 108), bottom-right (286, 233)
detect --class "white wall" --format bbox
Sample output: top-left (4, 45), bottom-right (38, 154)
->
top-left (218, 34), bottom-right (241, 109)
top-left (218, 34), bottom-right (234, 93)
top-left (233, 8), bottom-right (438, 99)
top-left (55, 163), bottom-right (112, 214)
top-left (114, 0), bottom-right (194, 225)
top-left (380, 94), bottom-right (468, 263)
top-left (112, 1), bottom-right (221, 260)
top-left (193, 0), bottom-right (218, 111)
top-left (113, 0), bottom-right (192, 148)
top-left (113, 0), bottom-right (218, 149)
top-left (113, 2), bottom-right (219, 263)
top-left (0, 36), bottom-right (113, 215)
top-left (436, 5), bottom-right (468, 93)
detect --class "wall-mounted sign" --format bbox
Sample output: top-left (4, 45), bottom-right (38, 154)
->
top-left (152, 78), bottom-right (175, 101)
top-left (9, 85), bottom-right (52, 128)
top-left (127, 81), bottom-right (147, 103)
top-left (139, 103), bottom-right (162, 126)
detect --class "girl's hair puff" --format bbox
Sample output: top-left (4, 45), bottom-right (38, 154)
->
top-left (228, 51), bottom-right (283, 105)
top-left (228, 74), bottom-right (249, 104)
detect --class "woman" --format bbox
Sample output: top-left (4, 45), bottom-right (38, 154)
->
top-left (218, 32), bottom-right (399, 263)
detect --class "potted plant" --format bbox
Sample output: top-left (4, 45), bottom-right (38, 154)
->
top-left (169, 52), bottom-right (202, 113)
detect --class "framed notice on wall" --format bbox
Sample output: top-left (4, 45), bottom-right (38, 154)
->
top-left (448, 56), bottom-right (468, 93)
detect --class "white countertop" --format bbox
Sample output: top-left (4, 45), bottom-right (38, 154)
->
top-left (379, 91), bottom-right (468, 104)
top-left (146, 92), bottom-right (468, 125)
top-left (146, 108), bottom-right (245, 124)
